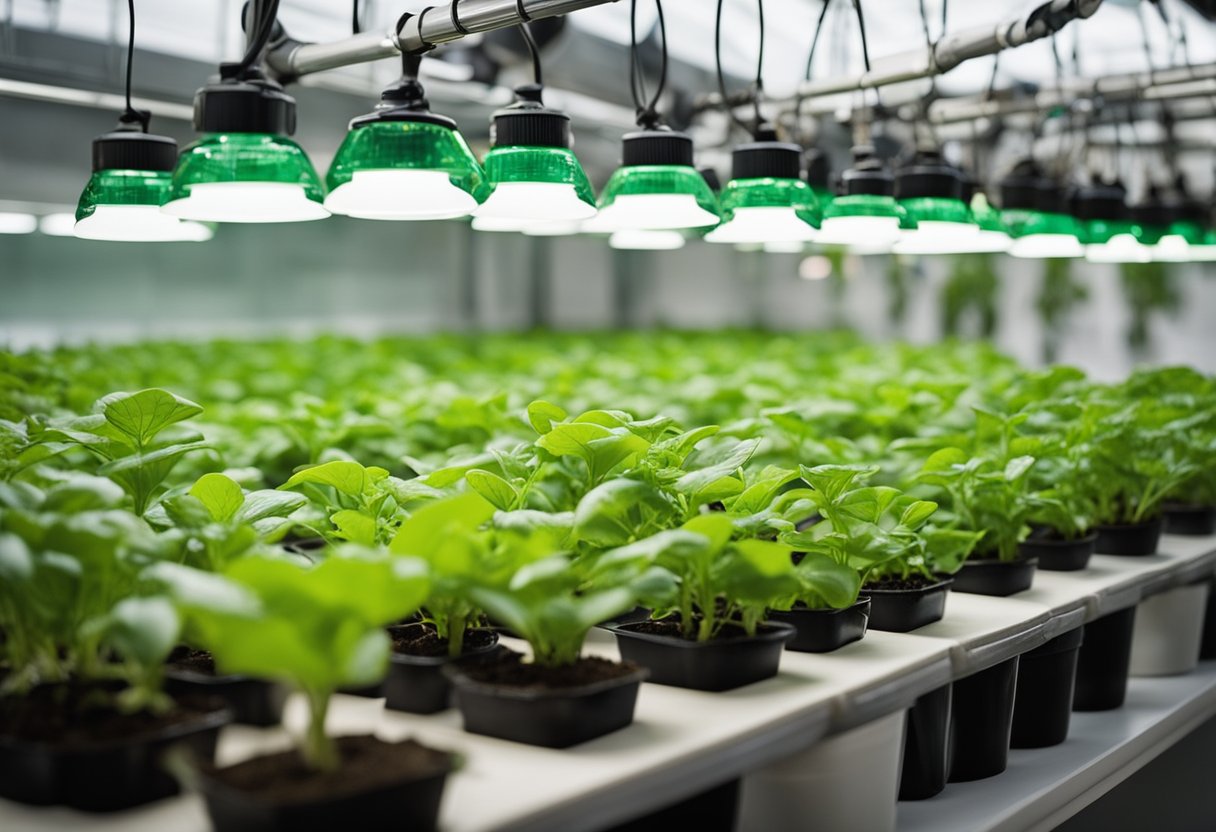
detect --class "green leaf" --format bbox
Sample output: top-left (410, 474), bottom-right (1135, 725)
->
top-left (330, 509), bottom-right (377, 545)
top-left (389, 492), bottom-right (495, 556)
top-left (799, 464), bottom-right (879, 502)
top-left (899, 500), bottom-right (939, 530)
top-left (190, 473), bottom-right (245, 522)
top-left (794, 552), bottom-right (861, 609)
top-left (97, 596), bottom-right (181, 666)
top-left (1003, 456), bottom-right (1035, 482)
top-left (237, 490), bottom-right (307, 524)
top-left (527, 400), bottom-right (568, 435)
top-left (280, 460), bottom-right (370, 498)
top-left (574, 479), bottom-right (675, 547)
top-left (98, 389), bottom-right (203, 449)
top-left (466, 469), bottom-right (519, 511)
top-left (0, 532), bottom-right (33, 582)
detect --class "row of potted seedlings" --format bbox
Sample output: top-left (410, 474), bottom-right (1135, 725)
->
top-left (1, 358), bottom-right (1214, 828)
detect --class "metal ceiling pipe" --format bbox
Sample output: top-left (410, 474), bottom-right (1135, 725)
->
top-left (267, 0), bottom-right (620, 80)
top-left (712, 0), bottom-right (1102, 112)
top-left (927, 62), bottom-right (1216, 124)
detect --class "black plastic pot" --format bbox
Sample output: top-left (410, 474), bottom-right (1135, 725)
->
top-left (898, 684), bottom-right (952, 801)
top-left (1094, 516), bottom-right (1163, 556)
top-left (605, 779), bottom-right (740, 832)
top-left (340, 681), bottom-right (386, 699)
top-left (0, 704), bottom-right (229, 811)
top-left (384, 625), bottom-right (500, 715)
top-left (768, 598), bottom-right (870, 653)
top-left (1201, 580), bottom-right (1216, 661)
top-left (1010, 627), bottom-right (1084, 748)
top-left (948, 656), bottom-right (1020, 782)
top-left (1073, 606), bottom-right (1137, 711)
top-left (951, 556), bottom-right (1038, 597)
top-left (447, 663), bottom-right (648, 748)
top-left (606, 621), bottom-right (795, 691)
top-left (166, 671), bottom-right (288, 727)
top-left (1163, 503), bottom-right (1216, 536)
top-left (199, 737), bottom-right (452, 832)
top-left (865, 578), bottom-right (953, 633)
top-left (1020, 532), bottom-right (1097, 572)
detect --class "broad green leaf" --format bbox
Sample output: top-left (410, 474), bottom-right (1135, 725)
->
top-left (466, 469), bottom-right (518, 511)
top-left (331, 509), bottom-right (377, 545)
top-left (794, 552), bottom-right (861, 609)
top-left (527, 400), bottom-right (568, 435)
top-left (98, 389), bottom-right (203, 449)
top-left (899, 500), bottom-right (939, 530)
top-left (390, 492), bottom-right (495, 556)
top-left (280, 460), bottom-right (370, 498)
top-left (190, 473), bottom-right (245, 522)
top-left (96, 596), bottom-right (181, 666)
top-left (1004, 456), bottom-right (1035, 482)
top-left (238, 490), bottom-right (307, 524)
top-left (0, 532), bottom-right (33, 582)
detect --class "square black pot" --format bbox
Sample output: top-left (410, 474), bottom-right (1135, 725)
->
top-left (951, 557), bottom-right (1037, 597)
top-left (166, 671), bottom-right (289, 727)
top-left (1094, 517), bottom-right (1163, 556)
top-left (864, 578), bottom-right (953, 633)
top-left (384, 626), bottom-right (501, 715)
top-left (0, 704), bottom-right (229, 811)
top-left (1163, 503), bottom-right (1216, 536)
top-left (605, 621), bottom-right (795, 691)
top-left (767, 599), bottom-right (870, 653)
top-left (447, 663), bottom-right (648, 748)
top-left (1019, 532), bottom-right (1096, 572)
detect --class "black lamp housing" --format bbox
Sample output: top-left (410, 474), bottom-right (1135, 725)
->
top-left (894, 149), bottom-right (965, 201)
top-left (836, 145), bottom-right (895, 198)
top-left (490, 84), bottom-right (571, 149)
top-left (620, 128), bottom-right (695, 168)
top-left (193, 71), bottom-right (297, 136)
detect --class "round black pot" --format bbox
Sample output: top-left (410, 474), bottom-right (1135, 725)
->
top-left (865, 578), bottom-right (953, 633)
top-left (1163, 503), bottom-right (1216, 536)
top-left (605, 621), bottom-right (795, 691)
top-left (446, 662), bottom-right (648, 748)
top-left (1201, 579), bottom-right (1216, 661)
top-left (1020, 531), bottom-right (1097, 572)
top-left (948, 656), bottom-right (1020, 782)
top-left (1094, 516), bottom-right (1163, 556)
top-left (951, 556), bottom-right (1038, 597)
top-left (0, 704), bottom-right (229, 811)
top-left (199, 737), bottom-right (452, 832)
top-left (898, 683), bottom-right (952, 801)
top-left (384, 625), bottom-right (500, 715)
top-left (1073, 606), bottom-right (1137, 711)
top-left (166, 670), bottom-right (288, 727)
top-left (768, 598), bottom-right (870, 653)
top-left (1010, 626), bottom-right (1084, 748)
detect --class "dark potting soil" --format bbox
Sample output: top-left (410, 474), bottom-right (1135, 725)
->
top-left (390, 625), bottom-right (497, 659)
top-left (459, 651), bottom-right (639, 691)
top-left (625, 618), bottom-right (777, 641)
top-left (864, 575), bottom-right (947, 592)
top-left (0, 681), bottom-right (217, 746)
top-left (205, 735), bottom-right (450, 804)
top-left (167, 646), bottom-right (218, 675)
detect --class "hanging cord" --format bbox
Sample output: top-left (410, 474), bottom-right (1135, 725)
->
top-left (230, 0), bottom-right (280, 79)
top-left (967, 53), bottom-right (1000, 189)
top-left (795, 0), bottom-right (832, 146)
top-left (117, 0), bottom-right (149, 130)
top-left (352, 0), bottom-right (360, 35)
top-left (1136, 2), bottom-right (1180, 182)
top-left (851, 0), bottom-right (882, 130)
top-left (915, 0), bottom-right (947, 147)
top-left (629, 0), bottom-right (667, 128)
top-left (519, 21), bottom-right (543, 88)
top-left (715, 0), bottom-right (765, 137)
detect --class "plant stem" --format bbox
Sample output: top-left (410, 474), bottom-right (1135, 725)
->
top-left (302, 688), bottom-right (338, 772)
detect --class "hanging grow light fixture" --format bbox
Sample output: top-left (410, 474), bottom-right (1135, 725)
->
top-left (815, 145), bottom-right (904, 249)
top-left (164, 0), bottom-right (327, 223)
top-left (592, 0), bottom-right (719, 233)
top-left (891, 149), bottom-right (979, 255)
top-left (325, 46), bottom-right (485, 221)
top-left (472, 24), bottom-right (596, 232)
top-left (705, 0), bottom-right (816, 246)
top-left (1077, 181), bottom-right (1149, 264)
top-left (74, 0), bottom-right (211, 241)
top-left (999, 160), bottom-right (1083, 259)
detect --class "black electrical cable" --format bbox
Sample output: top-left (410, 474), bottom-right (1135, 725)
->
top-left (233, 0), bottom-right (280, 78)
top-left (795, 0), bottom-right (832, 146)
top-left (353, 0), bottom-right (360, 35)
top-left (519, 21), bottom-right (543, 88)
top-left (715, 0), bottom-right (765, 136)
top-left (852, 0), bottom-right (871, 73)
top-left (628, 0), bottom-right (667, 128)
top-left (121, 0), bottom-right (140, 126)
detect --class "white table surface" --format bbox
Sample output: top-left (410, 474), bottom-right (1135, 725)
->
top-left (2, 535), bottom-right (1214, 832)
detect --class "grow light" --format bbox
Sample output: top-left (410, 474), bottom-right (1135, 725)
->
top-left (166, 75), bottom-right (328, 223)
top-left (0, 212), bottom-right (38, 234)
top-left (891, 150), bottom-right (979, 256)
top-left (998, 162), bottom-right (1082, 259)
top-left (474, 86), bottom-right (596, 226)
top-left (1075, 183), bottom-right (1148, 264)
top-left (705, 138), bottom-right (817, 246)
top-left (596, 130), bottom-right (720, 231)
top-left (815, 146), bottom-right (904, 249)
top-left (1151, 221), bottom-right (1205, 262)
top-left (609, 229), bottom-right (686, 250)
top-left (38, 213), bottom-right (78, 237)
